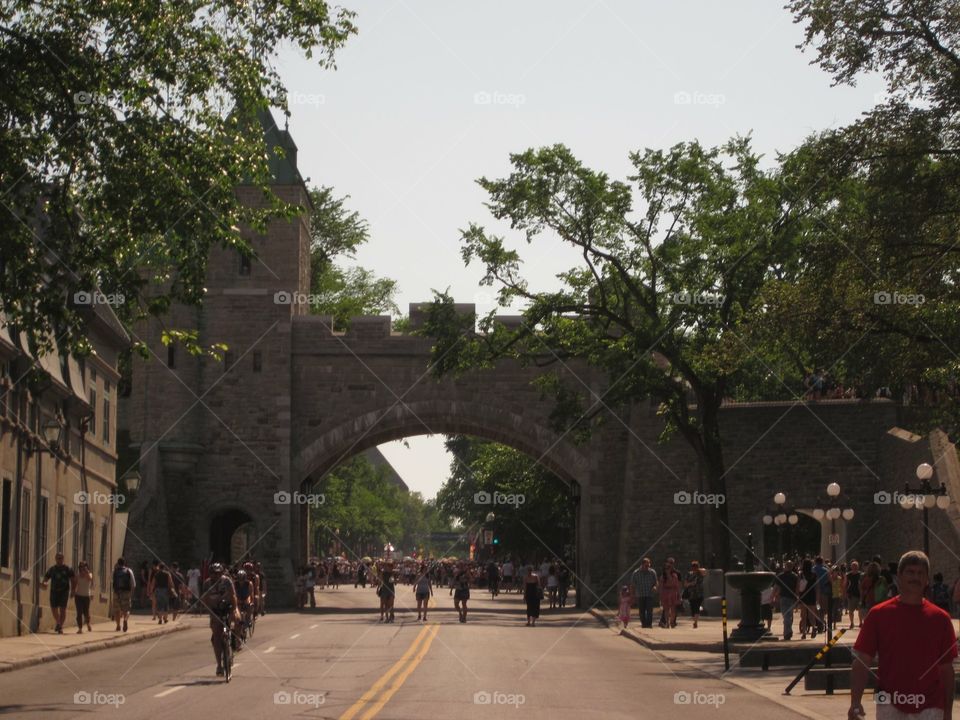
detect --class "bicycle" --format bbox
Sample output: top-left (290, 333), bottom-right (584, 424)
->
top-left (216, 612), bottom-right (233, 682)
top-left (242, 605), bottom-right (256, 639)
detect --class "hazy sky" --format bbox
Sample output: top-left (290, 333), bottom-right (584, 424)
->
top-left (275, 0), bottom-right (885, 499)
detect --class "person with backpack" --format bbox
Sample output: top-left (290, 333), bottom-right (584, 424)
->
top-left (112, 557), bottom-right (136, 632)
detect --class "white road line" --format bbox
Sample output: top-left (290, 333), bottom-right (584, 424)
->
top-left (310, 624), bottom-right (318, 629)
top-left (154, 685), bottom-right (186, 698)
top-left (290, 633), bottom-right (300, 639)
top-left (264, 646), bottom-right (276, 654)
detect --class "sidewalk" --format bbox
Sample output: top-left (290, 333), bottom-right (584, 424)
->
top-left (591, 609), bottom-right (866, 720)
top-left (0, 613), bottom-right (190, 673)
top-left (590, 608), bottom-right (862, 653)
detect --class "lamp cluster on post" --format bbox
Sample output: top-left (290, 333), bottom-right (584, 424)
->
top-left (812, 482), bottom-right (854, 563)
top-left (899, 463), bottom-right (950, 557)
top-left (762, 492), bottom-right (798, 561)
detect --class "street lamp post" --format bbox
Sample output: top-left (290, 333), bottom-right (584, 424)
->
top-left (809, 482), bottom-right (854, 640)
top-left (811, 482), bottom-right (855, 564)
top-left (898, 463), bottom-right (950, 557)
top-left (762, 492), bottom-right (799, 563)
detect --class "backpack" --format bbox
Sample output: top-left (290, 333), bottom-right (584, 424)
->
top-left (114, 567), bottom-right (132, 592)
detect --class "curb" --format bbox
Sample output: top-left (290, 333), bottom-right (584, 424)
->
top-left (0, 622), bottom-right (190, 674)
top-left (588, 609), bottom-right (725, 652)
top-left (590, 609), bottom-right (833, 720)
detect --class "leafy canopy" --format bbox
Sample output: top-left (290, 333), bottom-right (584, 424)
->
top-left (0, 0), bottom-right (356, 355)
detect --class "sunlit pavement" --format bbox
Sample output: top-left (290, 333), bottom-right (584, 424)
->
top-left (0, 585), bottom-right (826, 719)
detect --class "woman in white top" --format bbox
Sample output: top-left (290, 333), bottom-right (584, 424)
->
top-left (546, 565), bottom-right (559, 609)
top-left (73, 561), bottom-right (94, 633)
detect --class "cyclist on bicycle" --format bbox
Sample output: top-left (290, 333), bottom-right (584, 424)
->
top-left (243, 562), bottom-right (260, 615)
top-left (254, 561), bottom-right (267, 616)
top-left (199, 563), bottom-right (237, 677)
top-left (235, 569), bottom-right (255, 639)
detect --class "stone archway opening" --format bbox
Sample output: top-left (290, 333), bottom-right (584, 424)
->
top-left (209, 509), bottom-right (255, 564)
top-left (762, 512), bottom-right (822, 564)
top-left (298, 432), bottom-right (583, 607)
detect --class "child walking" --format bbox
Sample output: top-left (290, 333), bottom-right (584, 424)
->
top-left (618, 584), bottom-right (634, 627)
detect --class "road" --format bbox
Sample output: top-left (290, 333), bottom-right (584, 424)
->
top-left (0, 585), bottom-right (807, 718)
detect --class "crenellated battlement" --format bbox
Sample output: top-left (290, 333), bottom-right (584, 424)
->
top-left (291, 301), bottom-right (526, 341)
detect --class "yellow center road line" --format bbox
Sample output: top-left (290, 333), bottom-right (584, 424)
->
top-left (338, 625), bottom-right (432, 720)
top-left (359, 624), bottom-right (439, 720)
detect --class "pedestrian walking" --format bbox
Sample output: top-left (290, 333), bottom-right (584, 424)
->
top-left (414, 565), bottom-right (433, 621)
top-left (72, 561), bottom-right (93, 633)
top-left (799, 558), bottom-right (821, 639)
top-left (558, 564), bottom-right (571, 608)
top-left (486, 559), bottom-right (500, 598)
top-left (618, 584), bottom-right (633, 627)
top-left (844, 560), bottom-right (862, 629)
top-left (502, 558), bottom-right (514, 593)
top-left (523, 566), bottom-right (541, 626)
top-left (658, 558), bottom-right (681, 628)
top-left (378, 568), bottom-right (396, 623)
top-left (40, 552), bottom-right (74, 634)
top-left (772, 560), bottom-right (800, 640)
top-left (169, 562), bottom-right (185, 621)
top-left (631, 557), bottom-right (658, 628)
top-left (546, 564), bottom-right (559, 609)
top-left (153, 562), bottom-right (173, 624)
top-left (453, 565), bottom-right (470, 623)
top-left (683, 561), bottom-right (705, 629)
top-left (849, 551), bottom-right (957, 720)
top-left (306, 563), bottom-right (317, 608)
top-left (111, 557), bottom-right (136, 632)
top-left (187, 563), bottom-right (201, 612)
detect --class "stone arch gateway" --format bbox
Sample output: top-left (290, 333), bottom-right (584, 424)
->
top-left (119, 117), bottom-right (960, 605)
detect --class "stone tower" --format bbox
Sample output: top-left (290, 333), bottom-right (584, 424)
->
top-left (122, 108), bottom-right (312, 597)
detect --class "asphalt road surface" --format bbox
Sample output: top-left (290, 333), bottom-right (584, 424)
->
top-left (0, 585), bottom-right (807, 718)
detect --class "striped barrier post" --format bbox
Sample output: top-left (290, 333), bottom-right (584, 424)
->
top-left (722, 596), bottom-right (729, 671)
top-left (783, 627), bottom-right (848, 695)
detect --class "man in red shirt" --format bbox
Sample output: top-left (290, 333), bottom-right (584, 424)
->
top-left (849, 551), bottom-right (957, 720)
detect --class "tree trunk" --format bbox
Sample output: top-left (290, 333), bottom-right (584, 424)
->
top-left (699, 395), bottom-right (732, 570)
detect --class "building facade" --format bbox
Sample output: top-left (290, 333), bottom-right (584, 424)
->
top-left (0, 305), bottom-right (127, 637)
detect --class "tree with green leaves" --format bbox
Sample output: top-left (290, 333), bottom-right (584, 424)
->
top-left (424, 138), bottom-right (816, 567)
top-left (309, 453), bottom-right (453, 559)
top-left (307, 186), bottom-right (399, 329)
top-left (435, 436), bottom-right (575, 561)
top-left (0, 1), bottom-right (356, 356)
top-left (774, 0), bottom-right (960, 436)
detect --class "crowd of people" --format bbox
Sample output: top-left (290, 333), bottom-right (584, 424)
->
top-left (294, 555), bottom-right (575, 625)
top-left (625, 556), bottom-right (708, 629)
top-left (623, 552), bottom-right (960, 640)
top-left (767, 554), bottom-right (960, 641)
top-left (37, 554), bottom-right (266, 636)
